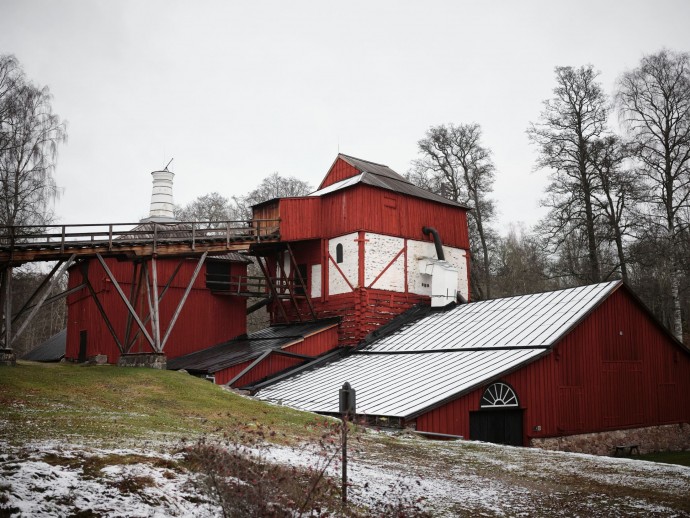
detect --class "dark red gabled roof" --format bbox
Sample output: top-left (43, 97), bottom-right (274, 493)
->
top-left (315, 153), bottom-right (470, 210)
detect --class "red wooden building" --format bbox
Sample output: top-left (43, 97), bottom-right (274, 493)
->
top-left (64, 251), bottom-right (250, 363)
top-left (250, 153), bottom-right (471, 345)
top-left (256, 281), bottom-right (690, 454)
top-left (64, 169), bottom-right (252, 365)
top-left (169, 153), bottom-right (472, 386)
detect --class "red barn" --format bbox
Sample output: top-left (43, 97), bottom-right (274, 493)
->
top-left (255, 281), bottom-right (690, 455)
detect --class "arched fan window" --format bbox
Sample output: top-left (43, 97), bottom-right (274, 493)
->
top-left (336, 243), bottom-right (344, 263)
top-left (480, 382), bottom-right (519, 408)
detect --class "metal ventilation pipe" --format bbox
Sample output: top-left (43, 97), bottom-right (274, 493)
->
top-left (422, 226), bottom-right (445, 260)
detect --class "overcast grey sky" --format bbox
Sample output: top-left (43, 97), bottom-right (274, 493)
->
top-left (2, 1), bottom-right (689, 231)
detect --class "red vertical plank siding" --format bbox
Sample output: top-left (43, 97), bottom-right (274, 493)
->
top-left (271, 185), bottom-right (469, 249)
top-left (216, 355), bottom-right (305, 386)
top-left (318, 186), bottom-right (469, 248)
top-left (278, 198), bottom-right (321, 241)
top-left (415, 288), bottom-right (690, 444)
top-left (65, 257), bottom-right (248, 363)
top-left (285, 326), bottom-right (339, 357)
top-left (319, 158), bottom-right (361, 188)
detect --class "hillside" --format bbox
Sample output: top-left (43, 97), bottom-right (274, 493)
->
top-left (1, 362), bottom-right (690, 517)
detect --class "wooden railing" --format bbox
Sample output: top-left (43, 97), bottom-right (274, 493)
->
top-left (0, 219), bottom-right (281, 252)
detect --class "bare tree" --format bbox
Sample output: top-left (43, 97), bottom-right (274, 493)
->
top-left (528, 65), bottom-right (608, 284)
top-left (0, 55), bottom-right (66, 228)
top-left (493, 224), bottom-right (557, 298)
top-left (410, 123), bottom-right (497, 299)
top-left (174, 192), bottom-right (243, 227)
top-left (230, 172), bottom-right (312, 221)
top-left (616, 49), bottom-right (690, 341)
top-left (0, 55), bottom-right (66, 356)
top-left (588, 136), bottom-right (638, 283)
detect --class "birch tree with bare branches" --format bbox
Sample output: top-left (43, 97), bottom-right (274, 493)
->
top-left (616, 49), bottom-right (690, 341)
top-left (528, 65), bottom-right (608, 285)
top-left (410, 123), bottom-right (496, 300)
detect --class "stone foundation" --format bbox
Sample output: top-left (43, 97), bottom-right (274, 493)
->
top-left (85, 354), bottom-right (108, 365)
top-left (530, 423), bottom-right (690, 456)
top-left (117, 353), bottom-right (167, 369)
top-left (0, 348), bottom-right (16, 366)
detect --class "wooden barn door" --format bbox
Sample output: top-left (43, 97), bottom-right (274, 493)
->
top-left (469, 381), bottom-right (524, 446)
top-left (469, 409), bottom-right (524, 446)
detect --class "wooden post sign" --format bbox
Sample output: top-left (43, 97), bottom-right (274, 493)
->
top-left (339, 382), bottom-right (355, 504)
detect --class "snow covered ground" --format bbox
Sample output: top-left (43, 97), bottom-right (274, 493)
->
top-left (2, 434), bottom-right (689, 517)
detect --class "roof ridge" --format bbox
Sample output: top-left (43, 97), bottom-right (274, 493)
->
top-left (338, 153), bottom-right (390, 168)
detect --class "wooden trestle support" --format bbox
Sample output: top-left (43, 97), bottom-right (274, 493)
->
top-left (0, 219), bottom-right (320, 367)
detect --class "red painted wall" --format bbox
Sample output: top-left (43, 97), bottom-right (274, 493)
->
top-left (414, 288), bottom-right (690, 444)
top-left (319, 158), bottom-right (360, 189)
top-left (215, 325), bottom-right (340, 386)
top-left (65, 257), bottom-right (248, 362)
top-left (277, 185), bottom-right (469, 249)
top-left (215, 354), bottom-right (304, 386)
top-left (272, 290), bottom-right (427, 346)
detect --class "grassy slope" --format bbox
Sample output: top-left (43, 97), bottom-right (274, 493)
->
top-left (3, 362), bottom-right (690, 517)
top-left (0, 361), bottom-right (325, 446)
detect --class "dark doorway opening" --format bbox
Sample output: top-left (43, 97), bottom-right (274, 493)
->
top-left (78, 330), bottom-right (87, 362)
top-left (469, 408), bottom-right (524, 446)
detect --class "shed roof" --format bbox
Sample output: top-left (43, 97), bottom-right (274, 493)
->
top-left (310, 154), bottom-right (469, 210)
top-left (255, 281), bottom-right (623, 418)
top-left (21, 329), bottom-right (66, 362)
top-left (167, 319), bottom-right (339, 374)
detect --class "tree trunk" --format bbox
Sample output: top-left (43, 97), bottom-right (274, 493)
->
top-left (670, 267), bottom-right (683, 342)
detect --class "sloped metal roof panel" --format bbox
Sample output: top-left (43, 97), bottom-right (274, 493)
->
top-left (21, 329), bottom-right (66, 362)
top-left (167, 319), bottom-right (339, 373)
top-left (255, 282), bottom-right (621, 417)
top-left (366, 281), bottom-right (620, 352)
top-left (338, 154), bottom-right (405, 181)
top-left (257, 348), bottom-right (543, 417)
top-left (309, 155), bottom-right (469, 209)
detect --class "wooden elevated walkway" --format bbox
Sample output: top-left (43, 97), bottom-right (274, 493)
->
top-left (0, 218), bottom-right (282, 365)
top-left (0, 219), bottom-right (280, 266)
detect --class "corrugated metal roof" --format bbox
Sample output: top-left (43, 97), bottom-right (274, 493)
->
top-left (310, 154), bottom-right (470, 210)
top-left (21, 329), bottom-right (66, 362)
top-left (167, 319), bottom-right (339, 374)
top-left (255, 281), bottom-right (622, 418)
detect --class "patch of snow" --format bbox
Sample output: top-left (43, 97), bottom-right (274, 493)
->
top-left (0, 443), bottom-right (216, 518)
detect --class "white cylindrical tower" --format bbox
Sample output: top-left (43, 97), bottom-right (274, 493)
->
top-left (144, 168), bottom-right (176, 222)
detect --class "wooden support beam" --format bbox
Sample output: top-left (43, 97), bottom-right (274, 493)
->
top-left (161, 252), bottom-right (207, 351)
top-left (124, 262), bottom-right (142, 351)
top-left (96, 253), bottom-right (155, 348)
top-left (11, 259), bottom-right (64, 324)
top-left (150, 257), bottom-right (161, 352)
top-left (12, 254), bottom-right (76, 345)
top-left (3, 267), bottom-right (11, 350)
top-left (142, 262), bottom-right (160, 353)
top-left (19, 282), bottom-right (86, 311)
top-left (126, 259), bottom-right (184, 352)
top-left (286, 243), bottom-right (317, 321)
top-left (247, 297), bottom-right (272, 315)
top-left (225, 350), bottom-right (272, 387)
top-left (256, 256), bottom-right (289, 324)
top-left (80, 262), bottom-right (124, 353)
